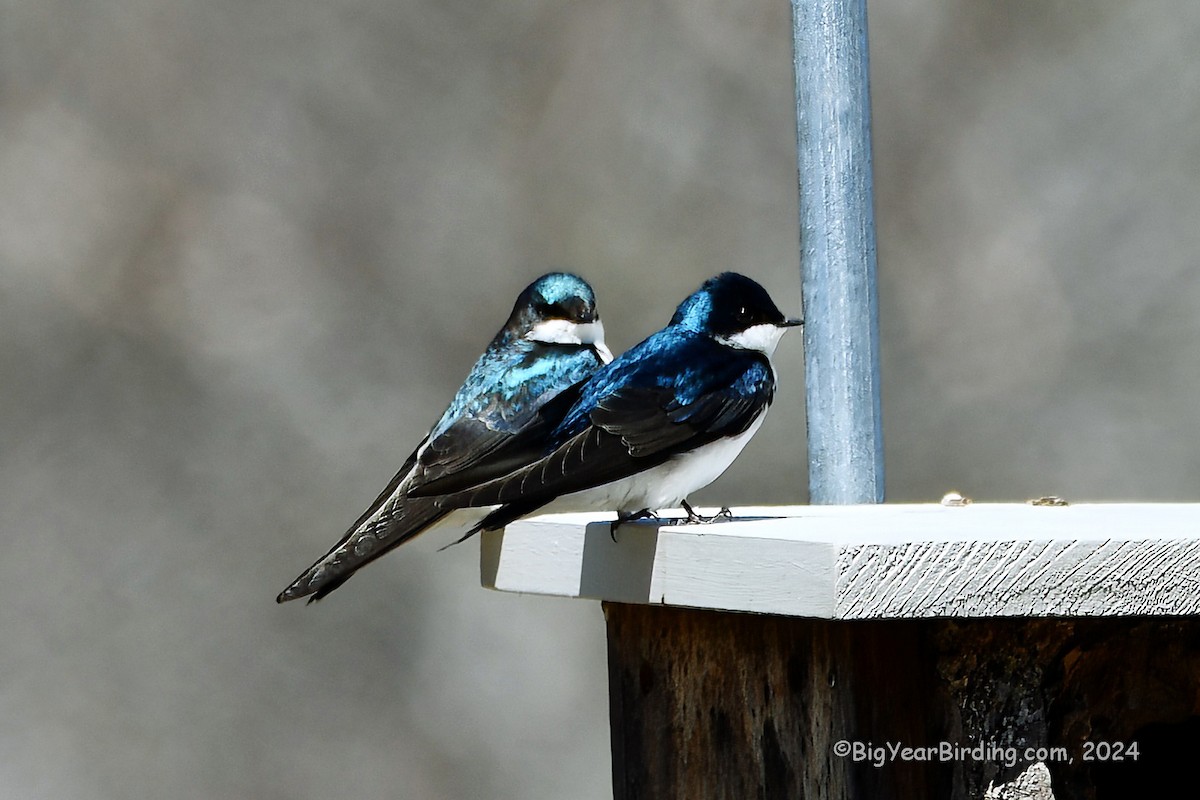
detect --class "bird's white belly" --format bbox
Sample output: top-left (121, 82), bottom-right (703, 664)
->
top-left (542, 412), bottom-right (766, 515)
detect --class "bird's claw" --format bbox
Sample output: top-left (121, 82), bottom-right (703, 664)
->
top-left (680, 500), bottom-right (734, 524)
top-left (610, 508), bottom-right (655, 542)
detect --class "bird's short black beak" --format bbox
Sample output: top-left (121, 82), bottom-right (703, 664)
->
top-left (781, 317), bottom-right (804, 328)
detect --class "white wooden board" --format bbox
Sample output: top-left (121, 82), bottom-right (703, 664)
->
top-left (479, 504), bottom-right (1200, 618)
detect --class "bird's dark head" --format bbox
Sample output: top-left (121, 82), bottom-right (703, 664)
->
top-left (507, 272), bottom-right (612, 361)
top-left (670, 272), bottom-right (802, 355)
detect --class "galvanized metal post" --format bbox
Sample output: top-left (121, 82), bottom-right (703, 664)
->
top-left (792, 0), bottom-right (885, 504)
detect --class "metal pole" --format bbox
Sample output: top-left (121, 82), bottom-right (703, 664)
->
top-left (792, 0), bottom-right (885, 504)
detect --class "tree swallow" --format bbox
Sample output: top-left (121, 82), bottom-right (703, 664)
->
top-left (277, 272), bottom-right (612, 603)
top-left (417, 272), bottom-right (801, 538)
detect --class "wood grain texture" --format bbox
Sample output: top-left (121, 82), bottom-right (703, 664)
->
top-left (604, 603), bottom-right (949, 800)
top-left (605, 610), bottom-right (1200, 800)
top-left (836, 537), bottom-right (1200, 617)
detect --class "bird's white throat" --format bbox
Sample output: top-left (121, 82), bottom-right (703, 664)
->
top-left (716, 323), bottom-right (788, 356)
top-left (526, 319), bottom-right (613, 363)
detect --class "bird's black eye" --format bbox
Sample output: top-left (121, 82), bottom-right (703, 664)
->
top-left (557, 298), bottom-right (590, 323)
top-left (735, 306), bottom-right (752, 324)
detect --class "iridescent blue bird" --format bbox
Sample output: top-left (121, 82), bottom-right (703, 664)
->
top-left (277, 272), bottom-right (611, 602)
top-left (412, 272), bottom-right (802, 538)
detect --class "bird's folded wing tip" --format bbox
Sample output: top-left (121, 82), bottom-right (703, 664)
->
top-left (276, 583), bottom-right (309, 604)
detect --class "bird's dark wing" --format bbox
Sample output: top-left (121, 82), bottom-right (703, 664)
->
top-left (276, 344), bottom-right (602, 603)
top-left (405, 340), bottom-right (605, 494)
top-left (592, 381), bottom-right (767, 457)
top-left (453, 353), bottom-right (775, 532)
top-left (276, 389), bottom-right (563, 603)
top-left (275, 443), bottom-right (450, 603)
top-left (405, 377), bottom-right (584, 498)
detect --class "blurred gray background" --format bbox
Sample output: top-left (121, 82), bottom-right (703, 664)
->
top-left (3, 1), bottom-right (1198, 798)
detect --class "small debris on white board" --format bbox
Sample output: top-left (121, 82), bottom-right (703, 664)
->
top-left (941, 491), bottom-right (972, 507)
top-left (1029, 496), bottom-right (1069, 507)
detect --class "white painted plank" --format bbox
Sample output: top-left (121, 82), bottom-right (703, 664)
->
top-left (479, 504), bottom-right (1200, 618)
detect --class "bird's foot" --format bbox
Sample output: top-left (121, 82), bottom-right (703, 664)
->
top-left (680, 500), bottom-right (734, 524)
top-left (610, 508), bottom-right (656, 542)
